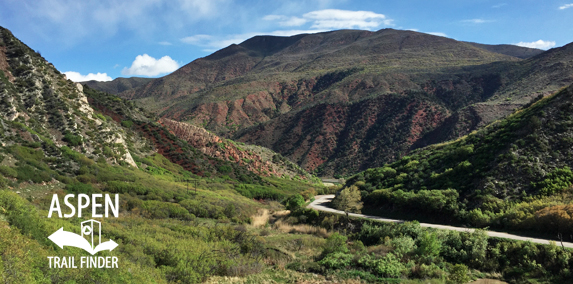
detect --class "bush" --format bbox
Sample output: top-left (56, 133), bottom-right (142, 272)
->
top-left (389, 236), bottom-right (417, 256)
top-left (358, 253), bottom-right (406, 278)
top-left (121, 120), bottom-right (134, 128)
top-left (63, 133), bottom-right (82, 146)
top-left (292, 208), bottom-right (320, 223)
top-left (106, 181), bottom-right (148, 195)
top-left (234, 184), bottom-right (285, 200)
top-left (533, 167), bottom-right (573, 196)
top-left (416, 232), bottom-right (441, 259)
top-left (286, 194), bottom-right (305, 211)
top-left (0, 165), bottom-right (18, 178)
top-left (15, 165), bottom-right (51, 183)
top-left (0, 176), bottom-right (7, 189)
top-left (447, 264), bottom-right (471, 284)
top-left (142, 200), bottom-right (195, 220)
top-left (318, 252), bottom-right (353, 269)
top-left (65, 182), bottom-right (96, 194)
top-left (322, 232), bottom-right (348, 256)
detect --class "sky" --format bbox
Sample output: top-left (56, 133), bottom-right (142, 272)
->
top-left (1, 0), bottom-right (572, 82)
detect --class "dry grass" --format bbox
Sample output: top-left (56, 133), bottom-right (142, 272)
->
top-left (367, 244), bottom-right (393, 256)
top-left (273, 220), bottom-right (330, 238)
top-left (251, 209), bottom-right (271, 227)
top-left (273, 210), bottom-right (291, 217)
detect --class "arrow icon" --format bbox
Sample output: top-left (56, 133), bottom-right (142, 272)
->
top-left (48, 227), bottom-right (118, 255)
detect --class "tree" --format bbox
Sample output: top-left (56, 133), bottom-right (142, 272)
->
top-left (447, 264), bottom-right (471, 284)
top-left (416, 232), bottom-right (441, 259)
top-left (333, 185), bottom-right (363, 218)
top-left (286, 194), bottom-right (305, 211)
top-left (322, 232), bottom-right (348, 256)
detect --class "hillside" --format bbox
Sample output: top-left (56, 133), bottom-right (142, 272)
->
top-left (343, 84), bottom-right (573, 238)
top-left (0, 24), bottom-right (339, 283)
top-left (464, 42), bottom-right (544, 59)
top-left (83, 77), bottom-right (153, 94)
top-left (1, 25), bottom-right (573, 284)
top-left (100, 29), bottom-right (573, 176)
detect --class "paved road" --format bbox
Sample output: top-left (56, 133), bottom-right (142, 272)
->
top-left (308, 195), bottom-right (573, 248)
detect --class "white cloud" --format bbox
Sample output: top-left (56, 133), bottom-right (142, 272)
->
top-left (181, 29), bottom-right (328, 51)
top-left (63, 71), bottom-right (113, 82)
top-left (263, 15), bottom-right (308, 27)
top-left (121, 54), bottom-right (180, 77)
top-left (158, 41), bottom-right (172, 45)
top-left (461, 19), bottom-right (494, 24)
top-left (12, 0), bottom-right (230, 46)
top-left (559, 3), bottom-right (573, 9)
top-left (182, 9), bottom-right (394, 52)
top-left (492, 3), bottom-right (507, 8)
top-left (180, 34), bottom-right (213, 44)
top-left (515, 40), bottom-right (556, 50)
top-left (427, 32), bottom-right (448, 37)
top-left (303, 9), bottom-right (393, 29)
top-left (262, 9), bottom-right (393, 31)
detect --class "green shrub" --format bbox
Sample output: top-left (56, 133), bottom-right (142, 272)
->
top-left (286, 194), bottom-right (305, 211)
top-left (318, 252), bottom-right (353, 269)
top-left (447, 264), bottom-right (471, 284)
top-left (106, 181), bottom-right (148, 195)
top-left (0, 176), bottom-right (7, 189)
top-left (358, 253), bottom-right (406, 278)
top-left (121, 120), bottom-right (134, 128)
top-left (142, 200), bottom-right (195, 220)
top-left (416, 232), bottom-right (441, 259)
top-left (292, 208), bottom-right (320, 223)
top-left (0, 166), bottom-right (18, 178)
top-left (15, 165), bottom-right (50, 183)
top-left (389, 236), bottom-right (417, 256)
top-left (234, 184), bottom-right (286, 200)
top-left (322, 232), bottom-right (348, 256)
top-left (65, 182), bottom-right (96, 194)
top-left (533, 166), bottom-right (573, 196)
top-left (63, 133), bottom-right (82, 146)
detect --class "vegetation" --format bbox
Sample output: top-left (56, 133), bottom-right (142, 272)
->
top-left (332, 185), bottom-right (363, 217)
top-left (344, 86), bottom-right (573, 238)
top-left (2, 24), bottom-right (573, 283)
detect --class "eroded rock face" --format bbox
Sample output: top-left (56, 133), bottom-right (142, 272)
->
top-left (160, 118), bottom-right (280, 177)
top-left (159, 118), bottom-right (311, 179)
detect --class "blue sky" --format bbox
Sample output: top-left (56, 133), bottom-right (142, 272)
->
top-left (1, 0), bottom-right (572, 82)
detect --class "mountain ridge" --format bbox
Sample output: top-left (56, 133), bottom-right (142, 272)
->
top-left (89, 29), bottom-right (573, 175)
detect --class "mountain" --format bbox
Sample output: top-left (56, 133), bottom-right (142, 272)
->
top-left (83, 77), bottom-right (153, 94)
top-left (103, 29), bottom-right (573, 176)
top-left (344, 84), bottom-right (573, 236)
top-left (1, 25), bottom-right (572, 284)
top-left (464, 42), bottom-right (544, 59)
top-left (0, 24), bottom-right (321, 198)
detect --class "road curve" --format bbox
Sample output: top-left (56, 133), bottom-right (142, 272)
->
top-left (308, 195), bottom-right (573, 248)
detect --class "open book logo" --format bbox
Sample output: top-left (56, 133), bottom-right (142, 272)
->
top-left (48, 219), bottom-right (118, 255)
